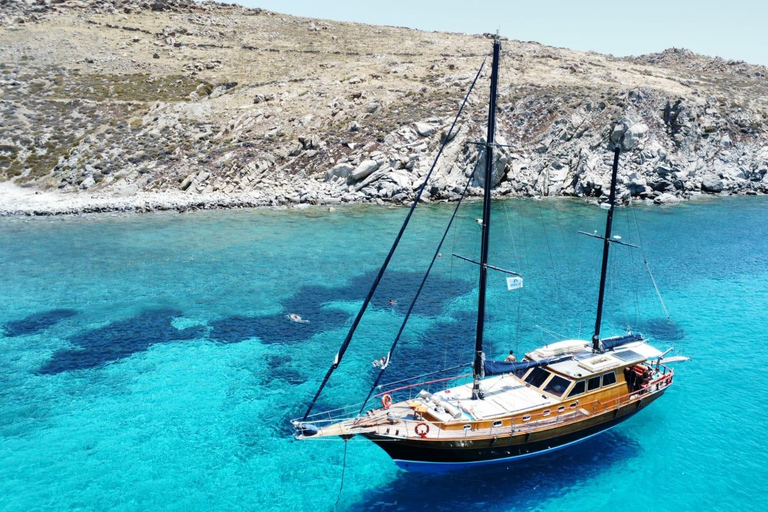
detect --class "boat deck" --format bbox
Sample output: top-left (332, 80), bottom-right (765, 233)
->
top-left (430, 374), bottom-right (554, 421)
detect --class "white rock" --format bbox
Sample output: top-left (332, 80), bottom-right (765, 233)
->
top-left (414, 122), bottom-right (437, 137)
top-left (349, 159), bottom-right (381, 182)
top-left (623, 122), bottom-right (649, 150)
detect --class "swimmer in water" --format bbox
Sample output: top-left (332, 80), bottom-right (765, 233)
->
top-left (287, 313), bottom-right (309, 324)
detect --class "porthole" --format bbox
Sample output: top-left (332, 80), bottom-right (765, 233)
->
top-left (557, 406), bottom-right (565, 413)
top-left (492, 420), bottom-right (503, 428)
top-left (569, 402), bottom-right (578, 409)
top-left (542, 409), bottom-right (551, 417)
top-left (522, 415), bottom-right (531, 422)
top-left (463, 424), bottom-right (472, 430)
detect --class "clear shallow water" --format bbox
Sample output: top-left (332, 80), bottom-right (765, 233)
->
top-left (1, 197), bottom-right (767, 511)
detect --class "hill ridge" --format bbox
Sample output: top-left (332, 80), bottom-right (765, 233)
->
top-left (1, 0), bottom-right (767, 214)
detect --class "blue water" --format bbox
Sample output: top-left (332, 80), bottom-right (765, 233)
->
top-left (1, 197), bottom-right (767, 511)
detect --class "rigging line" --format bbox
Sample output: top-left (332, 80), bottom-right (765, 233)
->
top-left (630, 205), bottom-right (671, 320)
top-left (443, 181), bottom-right (472, 369)
top-left (301, 56), bottom-right (488, 421)
top-left (502, 202), bottom-right (523, 277)
top-left (501, 201), bottom-right (523, 353)
top-left (358, 168), bottom-right (476, 415)
top-left (644, 256), bottom-right (670, 319)
top-left (377, 363), bottom-right (472, 391)
top-left (534, 324), bottom-right (568, 340)
top-left (538, 207), bottom-right (566, 332)
top-left (334, 438), bottom-right (349, 510)
top-left (624, 206), bottom-right (642, 327)
top-left (550, 203), bottom-right (573, 335)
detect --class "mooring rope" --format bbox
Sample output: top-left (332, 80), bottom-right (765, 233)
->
top-left (334, 438), bottom-right (349, 510)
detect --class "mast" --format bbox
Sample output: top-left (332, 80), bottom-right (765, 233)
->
top-left (592, 147), bottom-right (622, 352)
top-left (472, 38), bottom-right (501, 400)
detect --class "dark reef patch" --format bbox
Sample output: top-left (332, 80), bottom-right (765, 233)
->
top-left (38, 308), bottom-right (205, 375)
top-left (3, 309), bottom-right (78, 337)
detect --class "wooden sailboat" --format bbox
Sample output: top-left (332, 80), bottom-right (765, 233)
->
top-left (292, 38), bottom-right (682, 472)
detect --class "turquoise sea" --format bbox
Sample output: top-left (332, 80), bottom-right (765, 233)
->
top-left (1, 196), bottom-right (767, 511)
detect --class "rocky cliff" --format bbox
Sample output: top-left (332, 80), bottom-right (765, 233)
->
top-left (2, 0), bottom-right (767, 213)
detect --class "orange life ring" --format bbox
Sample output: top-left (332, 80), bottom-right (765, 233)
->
top-left (414, 422), bottom-right (430, 438)
top-left (382, 394), bottom-right (393, 409)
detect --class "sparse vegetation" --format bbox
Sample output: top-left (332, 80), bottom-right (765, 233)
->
top-left (1, 0), bottom-right (767, 212)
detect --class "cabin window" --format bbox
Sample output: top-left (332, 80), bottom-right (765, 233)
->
top-left (543, 375), bottom-right (571, 397)
top-left (567, 381), bottom-right (586, 398)
top-left (602, 372), bottom-right (617, 386)
top-left (463, 424), bottom-right (472, 430)
top-left (587, 376), bottom-right (601, 391)
top-left (522, 415), bottom-right (531, 422)
top-left (542, 409), bottom-right (551, 417)
top-left (557, 406), bottom-right (566, 413)
top-left (492, 420), bottom-right (503, 428)
top-left (525, 367), bottom-right (551, 388)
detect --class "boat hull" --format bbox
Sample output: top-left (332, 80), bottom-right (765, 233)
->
top-left (366, 390), bottom-right (664, 472)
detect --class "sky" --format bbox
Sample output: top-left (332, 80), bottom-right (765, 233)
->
top-left (233, 0), bottom-right (768, 67)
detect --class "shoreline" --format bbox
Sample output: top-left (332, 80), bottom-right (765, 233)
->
top-left (0, 181), bottom-right (758, 218)
top-left (0, 181), bottom-right (355, 217)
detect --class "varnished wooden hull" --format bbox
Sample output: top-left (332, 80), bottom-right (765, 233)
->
top-left (365, 389), bottom-right (665, 472)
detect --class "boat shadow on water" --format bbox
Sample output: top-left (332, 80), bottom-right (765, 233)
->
top-left (349, 430), bottom-right (641, 511)
top-left (633, 318), bottom-right (686, 342)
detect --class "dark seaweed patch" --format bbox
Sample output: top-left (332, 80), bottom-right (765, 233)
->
top-left (3, 309), bottom-right (78, 337)
top-left (382, 310), bottom-right (478, 385)
top-left (209, 270), bottom-right (474, 346)
top-left (264, 355), bottom-right (306, 385)
top-left (38, 308), bottom-right (204, 374)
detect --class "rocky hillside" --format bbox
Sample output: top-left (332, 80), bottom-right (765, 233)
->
top-left (2, 0), bottom-right (767, 212)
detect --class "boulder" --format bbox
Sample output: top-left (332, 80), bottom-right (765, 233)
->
top-left (654, 193), bottom-right (681, 204)
top-left (325, 163), bottom-right (354, 182)
top-left (80, 176), bottom-right (95, 190)
top-left (414, 122), bottom-right (437, 137)
top-left (349, 159), bottom-right (380, 182)
top-left (701, 174), bottom-right (725, 193)
top-left (610, 117), bottom-right (648, 150)
top-left (623, 122), bottom-right (648, 150)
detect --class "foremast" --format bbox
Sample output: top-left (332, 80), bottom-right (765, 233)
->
top-left (472, 38), bottom-right (501, 400)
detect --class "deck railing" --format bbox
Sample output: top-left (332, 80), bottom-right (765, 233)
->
top-left (294, 366), bottom-right (673, 441)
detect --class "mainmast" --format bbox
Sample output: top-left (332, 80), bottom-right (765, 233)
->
top-left (592, 147), bottom-right (622, 352)
top-left (472, 38), bottom-right (501, 400)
